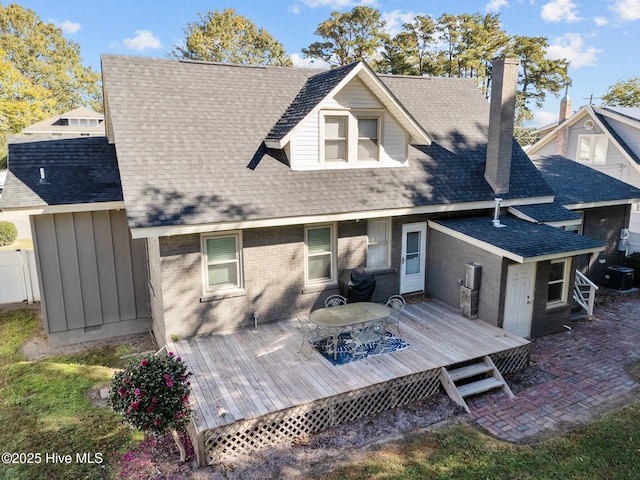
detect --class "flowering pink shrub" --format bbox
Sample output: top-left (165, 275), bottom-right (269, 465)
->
top-left (109, 352), bottom-right (193, 435)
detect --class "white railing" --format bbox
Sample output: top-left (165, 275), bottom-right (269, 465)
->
top-left (573, 270), bottom-right (598, 318)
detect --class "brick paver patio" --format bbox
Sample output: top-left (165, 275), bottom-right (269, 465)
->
top-left (467, 290), bottom-right (640, 442)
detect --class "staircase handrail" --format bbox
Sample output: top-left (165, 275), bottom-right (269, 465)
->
top-left (573, 271), bottom-right (599, 318)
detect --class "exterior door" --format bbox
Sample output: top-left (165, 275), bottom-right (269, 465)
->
top-left (400, 222), bottom-right (427, 294)
top-left (503, 263), bottom-right (535, 337)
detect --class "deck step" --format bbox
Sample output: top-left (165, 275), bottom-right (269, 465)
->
top-left (457, 377), bottom-right (504, 397)
top-left (439, 355), bottom-right (514, 413)
top-left (448, 363), bottom-right (494, 382)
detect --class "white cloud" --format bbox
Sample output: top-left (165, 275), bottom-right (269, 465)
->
top-left (486, 0), bottom-right (509, 12)
top-left (594, 16), bottom-right (609, 26)
top-left (611, 0), bottom-right (640, 21)
top-left (123, 30), bottom-right (162, 51)
top-left (547, 33), bottom-right (601, 68)
top-left (290, 53), bottom-right (331, 69)
top-left (529, 110), bottom-right (559, 128)
top-left (541, 0), bottom-right (582, 23)
top-left (53, 19), bottom-right (81, 34)
top-left (382, 10), bottom-right (420, 36)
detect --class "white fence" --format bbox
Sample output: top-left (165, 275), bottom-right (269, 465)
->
top-left (0, 250), bottom-right (40, 304)
top-left (629, 232), bottom-right (640, 255)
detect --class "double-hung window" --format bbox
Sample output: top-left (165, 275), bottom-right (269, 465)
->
top-left (547, 258), bottom-right (571, 306)
top-left (203, 232), bottom-right (242, 292)
top-left (357, 118), bottom-right (379, 161)
top-left (305, 224), bottom-right (335, 284)
top-left (577, 134), bottom-right (607, 164)
top-left (367, 218), bottom-right (390, 270)
top-left (324, 116), bottom-right (348, 162)
top-left (321, 111), bottom-right (381, 164)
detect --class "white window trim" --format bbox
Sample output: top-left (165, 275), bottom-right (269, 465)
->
top-left (547, 258), bottom-right (571, 307)
top-left (366, 218), bottom-right (391, 271)
top-left (304, 223), bottom-right (337, 286)
top-left (576, 134), bottom-right (608, 164)
top-left (319, 109), bottom-right (382, 165)
top-left (201, 231), bottom-right (244, 294)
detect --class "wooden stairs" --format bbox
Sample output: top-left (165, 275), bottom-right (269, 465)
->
top-left (439, 356), bottom-right (514, 413)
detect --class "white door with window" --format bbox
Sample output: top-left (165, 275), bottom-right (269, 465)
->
top-left (503, 263), bottom-right (534, 337)
top-left (400, 223), bottom-right (427, 294)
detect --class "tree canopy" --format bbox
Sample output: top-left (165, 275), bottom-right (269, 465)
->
top-left (306, 7), bottom-right (569, 146)
top-left (602, 77), bottom-right (640, 107)
top-left (170, 8), bottom-right (292, 66)
top-left (302, 6), bottom-right (388, 66)
top-left (0, 3), bottom-right (101, 167)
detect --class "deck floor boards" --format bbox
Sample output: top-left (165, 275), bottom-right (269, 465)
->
top-left (168, 300), bottom-right (529, 434)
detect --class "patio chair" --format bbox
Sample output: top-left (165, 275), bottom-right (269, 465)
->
top-left (351, 321), bottom-right (385, 356)
top-left (325, 294), bottom-right (347, 308)
top-left (297, 316), bottom-right (331, 359)
top-left (384, 295), bottom-right (406, 335)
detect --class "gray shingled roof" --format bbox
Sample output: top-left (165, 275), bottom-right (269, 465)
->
top-left (433, 215), bottom-right (604, 260)
top-left (100, 55), bottom-right (554, 230)
top-left (532, 155), bottom-right (640, 205)
top-left (510, 202), bottom-right (581, 223)
top-left (265, 62), bottom-right (359, 142)
top-left (0, 136), bottom-right (121, 209)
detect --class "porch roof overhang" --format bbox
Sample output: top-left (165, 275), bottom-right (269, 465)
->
top-left (429, 215), bottom-right (605, 264)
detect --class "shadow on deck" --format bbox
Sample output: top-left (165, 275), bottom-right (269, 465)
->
top-left (168, 300), bottom-right (530, 465)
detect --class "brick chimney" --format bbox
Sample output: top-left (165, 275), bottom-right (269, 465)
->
top-left (556, 85), bottom-right (571, 156)
top-left (485, 58), bottom-right (520, 195)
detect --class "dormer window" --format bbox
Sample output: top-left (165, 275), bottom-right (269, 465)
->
top-left (320, 110), bottom-right (381, 164)
top-left (358, 118), bottom-right (379, 161)
top-left (325, 116), bottom-right (347, 162)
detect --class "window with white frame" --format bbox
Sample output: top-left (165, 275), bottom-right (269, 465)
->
top-left (357, 118), bottom-right (379, 161)
top-left (547, 258), bottom-right (571, 306)
top-left (367, 218), bottom-right (390, 270)
top-left (577, 134), bottom-right (607, 164)
top-left (324, 116), bottom-right (348, 162)
top-left (305, 224), bottom-right (335, 283)
top-left (321, 110), bottom-right (381, 163)
top-left (202, 232), bottom-right (242, 291)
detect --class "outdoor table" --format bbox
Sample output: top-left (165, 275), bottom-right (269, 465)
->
top-left (309, 302), bottom-right (390, 360)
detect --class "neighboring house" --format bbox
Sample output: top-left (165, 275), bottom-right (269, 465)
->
top-left (21, 107), bottom-right (105, 137)
top-left (527, 102), bottom-right (640, 234)
top-left (2, 56), bottom-right (626, 346)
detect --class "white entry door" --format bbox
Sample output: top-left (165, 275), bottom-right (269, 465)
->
top-left (400, 222), bottom-right (427, 294)
top-left (503, 263), bottom-right (535, 337)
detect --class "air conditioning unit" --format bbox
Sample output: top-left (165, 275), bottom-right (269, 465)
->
top-left (605, 266), bottom-right (634, 290)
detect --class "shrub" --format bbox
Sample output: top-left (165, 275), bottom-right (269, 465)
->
top-left (622, 252), bottom-right (640, 286)
top-left (108, 352), bottom-right (193, 460)
top-left (0, 221), bottom-right (17, 246)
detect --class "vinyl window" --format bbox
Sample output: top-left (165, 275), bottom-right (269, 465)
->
top-left (367, 218), bottom-right (390, 270)
top-left (305, 224), bottom-right (335, 284)
top-left (577, 135), bottom-right (607, 164)
top-left (547, 258), bottom-right (570, 306)
top-left (203, 232), bottom-right (242, 291)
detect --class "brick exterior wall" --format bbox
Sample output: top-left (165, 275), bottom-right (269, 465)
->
top-left (156, 220), bottom-right (403, 343)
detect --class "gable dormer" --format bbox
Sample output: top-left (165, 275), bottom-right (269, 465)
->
top-left (265, 61), bottom-right (431, 170)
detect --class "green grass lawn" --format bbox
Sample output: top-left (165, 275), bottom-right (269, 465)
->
top-left (0, 308), bottom-right (138, 480)
top-left (0, 238), bottom-right (34, 251)
top-left (1, 307), bottom-right (639, 480)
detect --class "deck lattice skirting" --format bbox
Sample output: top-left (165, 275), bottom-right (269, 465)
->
top-left (170, 301), bottom-right (531, 465)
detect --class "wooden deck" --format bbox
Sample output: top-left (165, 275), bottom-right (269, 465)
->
top-left (168, 300), bottom-right (530, 465)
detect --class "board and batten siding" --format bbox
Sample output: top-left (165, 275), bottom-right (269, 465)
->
top-left (290, 77), bottom-right (407, 167)
top-left (32, 210), bottom-right (150, 346)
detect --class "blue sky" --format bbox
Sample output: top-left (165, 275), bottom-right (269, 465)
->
top-left (15, 0), bottom-right (640, 127)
